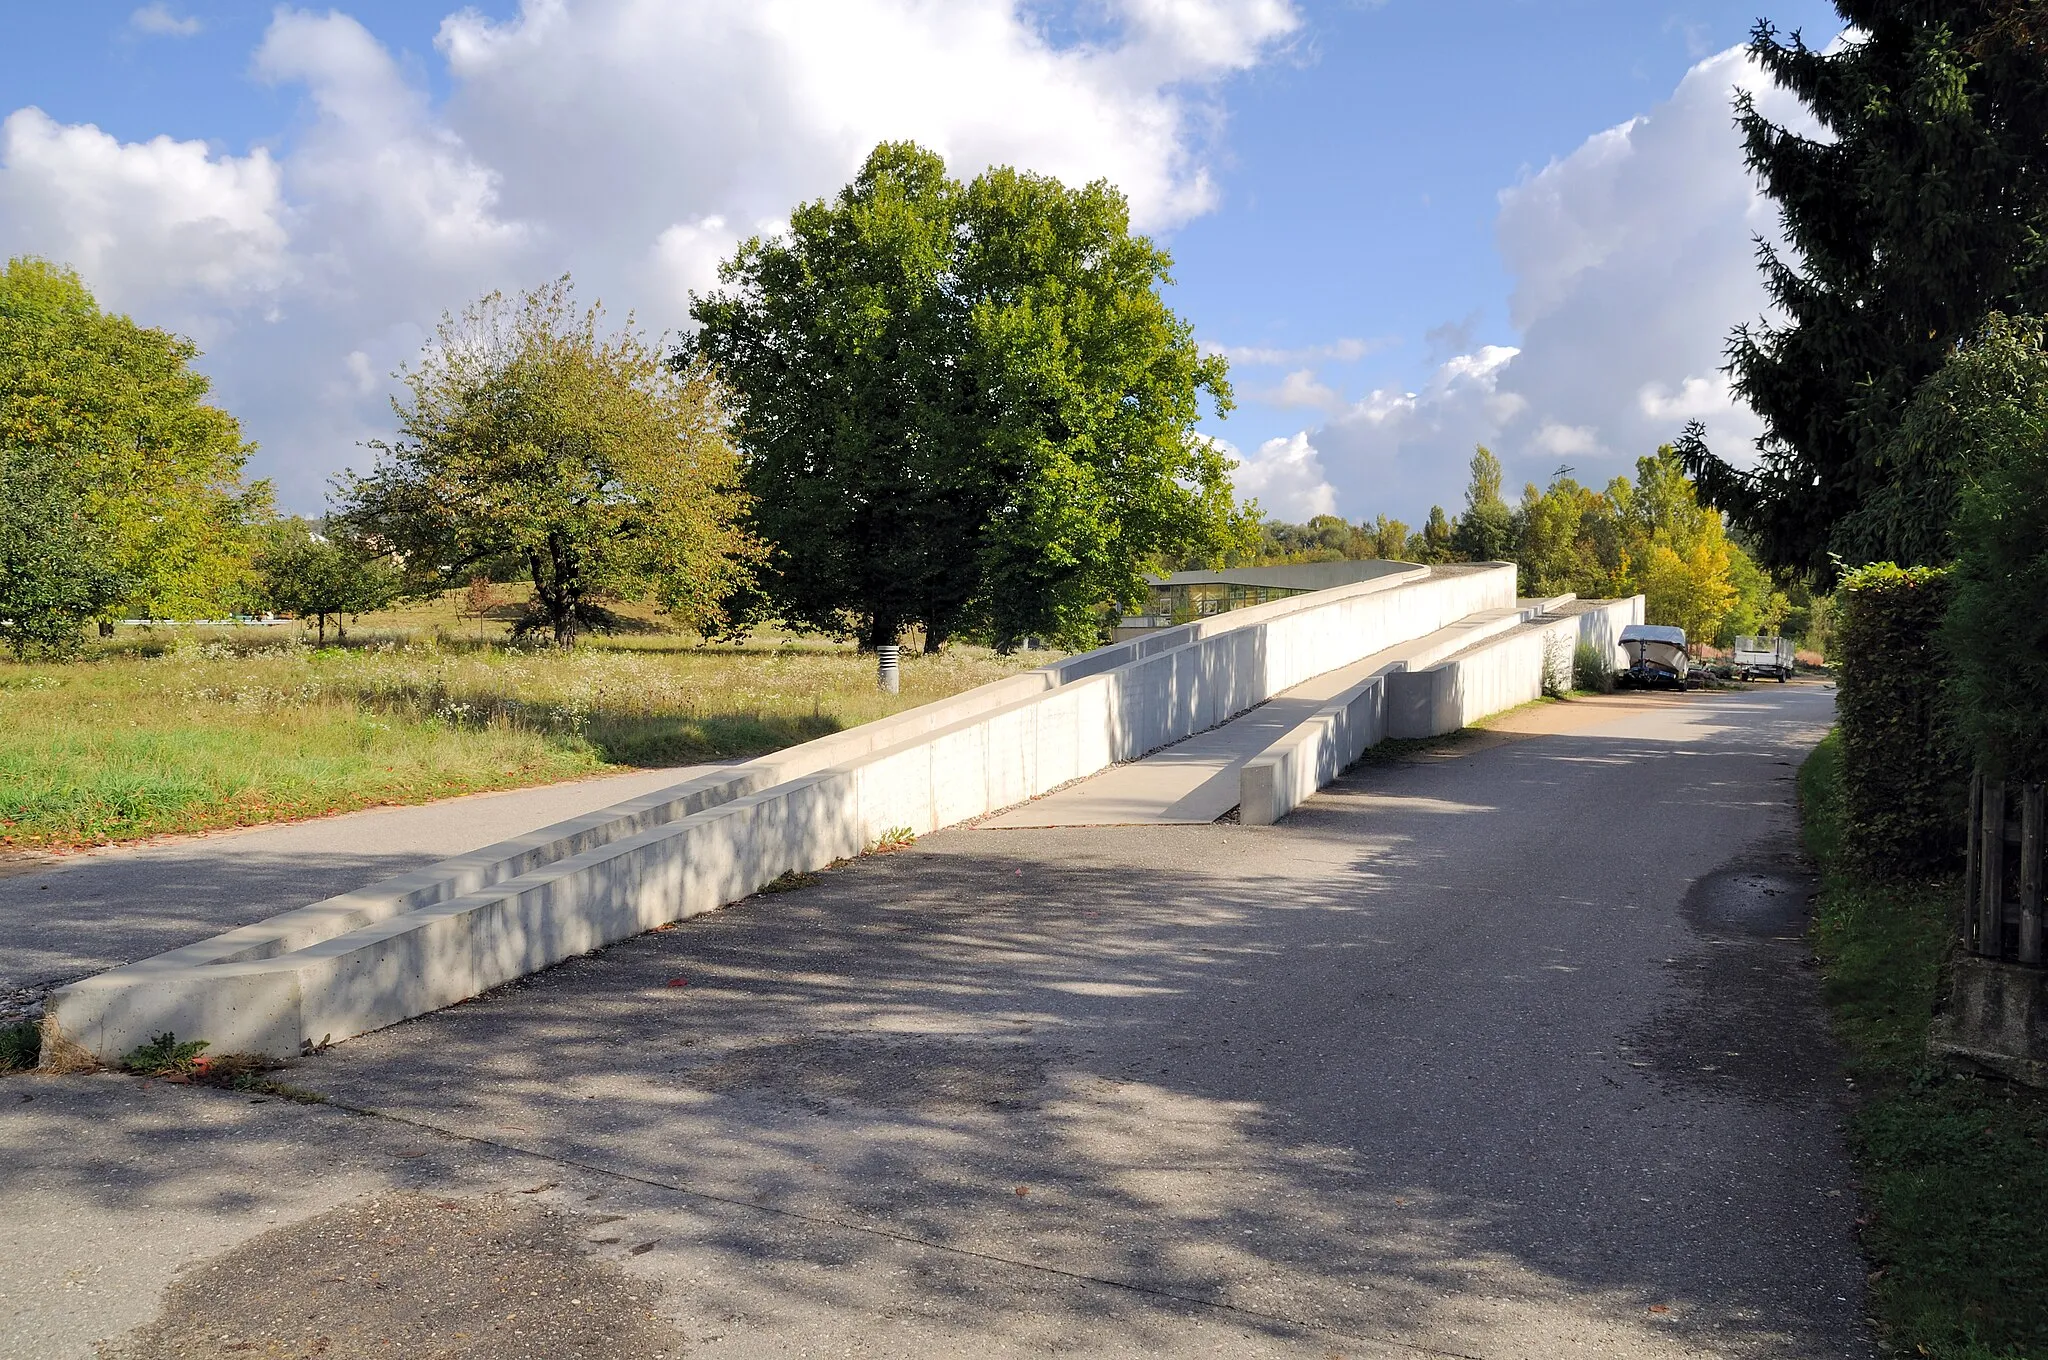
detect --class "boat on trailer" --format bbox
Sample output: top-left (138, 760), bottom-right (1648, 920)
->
top-left (1618, 623), bottom-right (1690, 689)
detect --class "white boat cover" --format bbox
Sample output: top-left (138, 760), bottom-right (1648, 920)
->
top-left (1619, 623), bottom-right (1688, 647)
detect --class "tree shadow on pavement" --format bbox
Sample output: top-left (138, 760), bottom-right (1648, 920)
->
top-left (14, 687), bottom-right (1865, 1358)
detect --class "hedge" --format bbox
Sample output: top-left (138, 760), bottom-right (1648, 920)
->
top-left (1836, 562), bottom-right (1964, 876)
top-left (1941, 416), bottom-right (2048, 783)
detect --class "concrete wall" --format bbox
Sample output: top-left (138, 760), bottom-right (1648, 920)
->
top-left (48, 565), bottom-right (1517, 1061)
top-left (1576, 594), bottom-right (1646, 671)
top-left (1385, 597), bottom-right (1644, 740)
top-left (1238, 595), bottom-right (1645, 826)
top-left (1237, 675), bottom-right (1387, 827)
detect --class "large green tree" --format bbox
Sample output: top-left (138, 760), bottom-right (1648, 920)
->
top-left (1451, 446), bottom-right (1515, 562)
top-left (1684, 5), bottom-right (2048, 573)
top-left (687, 142), bottom-right (1246, 651)
top-left (0, 257), bottom-right (265, 619)
top-left (337, 278), bottom-right (757, 647)
top-left (0, 445), bottom-right (124, 657)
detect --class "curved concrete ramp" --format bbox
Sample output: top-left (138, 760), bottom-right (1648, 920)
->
top-left (980, 600), bottom-right (1550, 828)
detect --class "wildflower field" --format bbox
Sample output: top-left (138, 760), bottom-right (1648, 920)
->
top-left (0, 611), bottom-right (1046, 852)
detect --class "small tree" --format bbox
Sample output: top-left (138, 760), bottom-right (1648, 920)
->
top-left (336, 278), bottom-right (757, 647)
top-left (0, 445), bottom-right (123, 658)
top-left (252, 518), bottom-right (399, 645)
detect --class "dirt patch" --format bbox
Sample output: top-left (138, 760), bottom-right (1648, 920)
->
top-left (100, 1191), bottom-right (689, 1359)
top-left (682, 1033), bottom-right (1047, 1114)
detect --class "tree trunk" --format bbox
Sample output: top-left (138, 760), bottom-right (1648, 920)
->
top-left (529, 539), bottom-right (582, 649)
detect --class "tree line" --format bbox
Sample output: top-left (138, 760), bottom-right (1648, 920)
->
top-left (0, 143), bottom-right (1249, 660)
top-left (1241, 446), bottom-right (1822, 650)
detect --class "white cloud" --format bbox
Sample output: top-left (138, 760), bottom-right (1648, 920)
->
top-left (1533, 421), bottom-right (1599, 458)
top-left (129, 4), bottom-right (201, 38)
top-left (1205, 335), bottom-right (1385, 366)
top-left (1286, 44), bottom-right (1823, 518)
top-left (0, 107), bottom-right (289, 315)
top-left (0, 1), bottom-right (1296, 509)
top-left (1309, 345), bottom-right (1522, 514)
top-left (1255, 367), bottom-right (1345, 414)
top-left (434, 0), bottom-right (1296, 236)
top-left (1223, 431), bottom-right (1337, 519)
top-left (254, 10), bottom-right (528, 270)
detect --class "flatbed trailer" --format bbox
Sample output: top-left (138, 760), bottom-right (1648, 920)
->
top-left (1733, 635), bottom-right (1794, 681)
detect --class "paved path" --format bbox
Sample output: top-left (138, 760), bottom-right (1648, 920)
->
top-left (2, 683), bottom-right (1869, 1358)
top-left (0, 763), bottom-right (724, 1010)
top-left (982, 605), bottom-right (1532, 829)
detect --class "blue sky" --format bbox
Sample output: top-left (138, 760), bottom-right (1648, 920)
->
top-left (0, 0), bottom-right (1842, 521)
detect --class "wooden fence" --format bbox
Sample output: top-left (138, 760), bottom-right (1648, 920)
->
top-left (1967, 774), bottom-right (2048, 961)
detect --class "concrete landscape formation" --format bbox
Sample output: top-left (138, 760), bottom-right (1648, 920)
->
top-left (46, 561), bottom-right (1639, 1061)
top-left (44, 561), bottom-right (1646, 1065)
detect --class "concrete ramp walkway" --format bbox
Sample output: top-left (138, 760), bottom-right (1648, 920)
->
top-left (979, 602), bottom-right (1548, 828)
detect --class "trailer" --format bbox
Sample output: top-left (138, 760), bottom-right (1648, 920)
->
top-left (1733, 635), bottom-right (1795, 682)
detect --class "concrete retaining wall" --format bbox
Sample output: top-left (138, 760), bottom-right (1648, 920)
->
top-left (1386, 597), bottom-right (1644, 740)
top-left (48, 564), bottom-right (1516, 1061)
top-left (1238, 675), bottom-right (1387, 827)
top-left (1238, 595), bottom-right (1646, 826)
top-left (1576, 594), bottom-right (1647, 671)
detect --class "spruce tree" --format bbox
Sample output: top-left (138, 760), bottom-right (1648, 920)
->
top-left (1686, 3), bottom-right (2048, 574)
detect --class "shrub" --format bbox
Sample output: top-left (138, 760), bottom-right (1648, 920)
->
top-left (1573, 641), bottom-right (1615, 694)
top-left (1835, 562), bottom-right (1964, 876)
top-left (1941, 411), bottom-right (2048, 783)
top-left (0, 1021), bottom-right (39, 1071)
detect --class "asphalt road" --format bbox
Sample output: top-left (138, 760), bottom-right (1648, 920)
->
top-left (2, 682), bottom-right (1866, 1358)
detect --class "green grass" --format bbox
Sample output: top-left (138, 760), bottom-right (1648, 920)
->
top-left (1801, 730), bottom-right (2048, 1359)
top-left (0, 604), bottom-right (1050, 851)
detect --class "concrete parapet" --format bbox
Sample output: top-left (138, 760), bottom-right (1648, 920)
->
top-left (1238, 675), bottom-right (1387, 827)
top-left (1385, 596), bottom-right (1645, 740)
top-left (48, 564), bottom-right (1517, 1061)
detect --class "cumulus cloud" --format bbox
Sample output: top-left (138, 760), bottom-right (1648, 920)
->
top-left (1286, 44), bottom-right (1820, 519)
top-left (1254, 368), bottom-right (1346, 415)
top-left (1224, 430), bottom-right (1337, 519)
top-left (1307, 345), bottom-right (1524, 514)
top-left (0, 107), bottom-right (288, 317)
top-left (0, 0), bottom-right (1298, 508)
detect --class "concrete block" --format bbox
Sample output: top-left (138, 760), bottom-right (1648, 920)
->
top-left (1239, 674), bottom-right (1386, 826)
top-left (1930, 954), bottom-right (2048, 1086)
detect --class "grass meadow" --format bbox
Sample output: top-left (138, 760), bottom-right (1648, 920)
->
top-left (0, 593), bottom-right (1051, 852)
